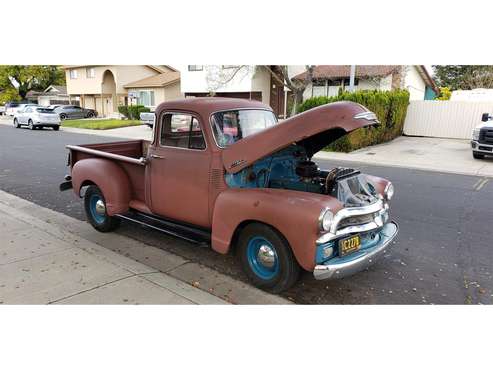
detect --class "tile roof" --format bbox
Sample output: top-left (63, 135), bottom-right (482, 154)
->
top-left (44, 85), bottom-right (67, 94)
top-left (124, 72), bottom-right (180, 88)
top-left (293, 65), bottom-right (401, 80)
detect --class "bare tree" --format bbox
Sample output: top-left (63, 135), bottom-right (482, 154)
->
top-left (203, 65), bottom-right (315, 116)
top-left (262, 65), bottom-right (315, 116)
top-left (204, 65), bottom-right (252, 94)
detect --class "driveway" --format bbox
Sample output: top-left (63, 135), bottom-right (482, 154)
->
top-left (315, 136), bottom-right (493, 177)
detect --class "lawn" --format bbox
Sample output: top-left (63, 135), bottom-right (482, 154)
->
top-left (62, 119), bottom-right (141, 130)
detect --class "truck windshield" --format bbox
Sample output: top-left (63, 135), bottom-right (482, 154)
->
top-left (211, 109), bottom-right (277, 147)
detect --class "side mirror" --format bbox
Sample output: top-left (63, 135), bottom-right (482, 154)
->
top-left (481, 113), bottom-right (490, 122)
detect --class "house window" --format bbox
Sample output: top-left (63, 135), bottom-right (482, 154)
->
top-left (69, 69), bottom-right (78, 79)
top-left (188, 65), bottom-right (203, 71)
top-left (343, 78), bottom-right (359, 87)
top-left (138, 91), bottom-right (155, 107)
top-left (86, 67), bottom-right (95, 78)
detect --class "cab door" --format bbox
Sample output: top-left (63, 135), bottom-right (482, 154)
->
top-left (147, 111), bottom-right (211, 228)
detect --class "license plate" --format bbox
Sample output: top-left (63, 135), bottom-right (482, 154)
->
top-left (338, 234), bottom-right (361, 257)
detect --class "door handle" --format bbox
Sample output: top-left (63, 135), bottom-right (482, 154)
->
top-left (151, 154), bottom-right (165, 159)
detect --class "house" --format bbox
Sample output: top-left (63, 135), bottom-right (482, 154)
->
top-left (293, 65), bottom-right (438, 101)
top-left (64, 65), bottom-right (182, 117)
top-left (123, 72), bottom-right (181, 108)
top-left (180, 65), bottom-right (290, 118)
top-left (37, 85), bottom-right (70, 106)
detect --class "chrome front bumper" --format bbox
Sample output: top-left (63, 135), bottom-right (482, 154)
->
top-left (313, 221), bottom-right (398, 280)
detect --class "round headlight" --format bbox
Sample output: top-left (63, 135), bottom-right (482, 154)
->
top-left (384, 182), bottom-right (394, 201)
top-left (319, 208), bottom-right (334, 231)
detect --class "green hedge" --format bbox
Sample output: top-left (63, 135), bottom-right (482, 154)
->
top-left (118, 105), bottom-right (129, 119)
top-left (118, 105), bottom-right (150, 120)
top-left (297, 89), bottom-right (410, 152)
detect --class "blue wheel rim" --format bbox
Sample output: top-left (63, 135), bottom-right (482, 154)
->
top-left (246, 236), bottom-right (279, 280)
top-left (89, 194), bottom-right (106, 224)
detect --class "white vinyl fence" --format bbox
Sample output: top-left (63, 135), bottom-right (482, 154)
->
top-left (403, 100), bottom-right (493, 139)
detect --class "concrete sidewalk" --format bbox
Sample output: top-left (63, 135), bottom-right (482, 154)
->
top-left (0, 191), bottom-right (227, 304)
top-left (0, 115), bottom-right (152, 140)
top-left (0, 190), bottom-right (289, 304)
top-left (315, 136), bottom-right (493, 178)
top-left (60, 124), bottom-right (153, 140)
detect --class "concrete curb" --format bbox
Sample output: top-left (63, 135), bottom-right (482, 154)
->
top-left (0, 190), bottom-right (291, 304)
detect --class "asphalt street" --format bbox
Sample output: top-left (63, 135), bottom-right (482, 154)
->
top-left (0, 123), bottom-right (492, 304)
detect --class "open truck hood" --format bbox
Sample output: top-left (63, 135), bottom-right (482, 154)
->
top-left (222, 101), bottom-right (379, 174)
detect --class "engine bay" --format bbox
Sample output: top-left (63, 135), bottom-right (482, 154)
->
top-left (225, 145), bottom-right (379, 207)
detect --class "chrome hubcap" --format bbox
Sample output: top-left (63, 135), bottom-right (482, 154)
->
top-left (257, 244), bottom-right (276, 268)
top-left (95, 199), bottom-right (106, 215)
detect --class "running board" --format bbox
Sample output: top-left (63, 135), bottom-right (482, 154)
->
top-left (116, 211), bottom-right (211, 246)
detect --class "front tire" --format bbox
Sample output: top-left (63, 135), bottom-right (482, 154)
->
top-left (473, 152), bottom-right (485, 159)
top-left (53, 126), bottom-right (60, 131)
top-left (84, 185), bottom-right (121, 232)
top-left (60, 113), bottom-right (67, 120)
top-left (238, 223), bottom-right (300, 293)
top-left (28, 119), bottom-right (34, 130)
top-left (13, 118), bottom-right (20, 128)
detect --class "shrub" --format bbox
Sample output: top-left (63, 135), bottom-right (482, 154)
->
top-left (435, 87), bottom-right (451, 100)
top-left (118, 105), bottom-right (129, 119)
top-left (126, 105), bottom-right (151, 120)
top-left (297, 89), bottom-right (410, 152)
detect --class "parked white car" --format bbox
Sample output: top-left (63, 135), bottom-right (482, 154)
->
top-left (471, 113), bottom-right (493, 159)
top-left (13, 106), bottom-right (61, 130)
top-left (140, 111), bottom-right (155, 128)
top-left (5, 102), bottom-right (26, 116)
top-left (0, 105), bottom-right (5, 115)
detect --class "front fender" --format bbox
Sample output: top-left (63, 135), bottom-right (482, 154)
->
top-left (366, 175), bottom-right (390, 197)
top-left (71, 158), bottom-right (131, 215)
top-left (211, 188), bottom-right (343, 271)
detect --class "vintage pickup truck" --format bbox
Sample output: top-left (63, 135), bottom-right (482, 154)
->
top-left (60, 98), bottom-right (398, 293)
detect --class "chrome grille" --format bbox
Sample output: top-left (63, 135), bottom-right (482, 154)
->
top-left (337, 212), bottom-right (377, 229)
top-left (479, 128), bottom-right (493, 144)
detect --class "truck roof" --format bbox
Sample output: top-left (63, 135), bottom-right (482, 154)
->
top-left (155, 97), bottom-right (272, 118)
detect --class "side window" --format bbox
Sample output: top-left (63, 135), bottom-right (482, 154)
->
top-left (25, 107), bottom-right (32, 113)
top-left (160, 113), bottom-right (206, 150)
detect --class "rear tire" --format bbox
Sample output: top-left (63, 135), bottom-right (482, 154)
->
top-left (238, 223), bottom-right (300, 293)
top-left (84, 185), bottom-right (121, 232)
top-left (473, 152), bottom-right (485, 159)
top-left (86, 112), bottom-right (94, 118)
top-left (53, 126), bottom-right (60, 131)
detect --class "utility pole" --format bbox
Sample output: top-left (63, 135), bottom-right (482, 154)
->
top-left (348, 65), bottom-right (356, 92)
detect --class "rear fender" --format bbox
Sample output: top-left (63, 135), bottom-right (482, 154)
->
top-left (211, 188), bottom-right (342, 271)
top-left (71, 158), bottom-right (131, 215)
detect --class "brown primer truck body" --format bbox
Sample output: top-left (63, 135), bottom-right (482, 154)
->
top-left (61, 97), bottom-right (398, 292)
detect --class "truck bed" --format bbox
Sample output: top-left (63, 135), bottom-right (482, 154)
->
top-left (67, 140), bottom-right (150, 203)
top-left (68, 140), bottom-right (150, 162)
